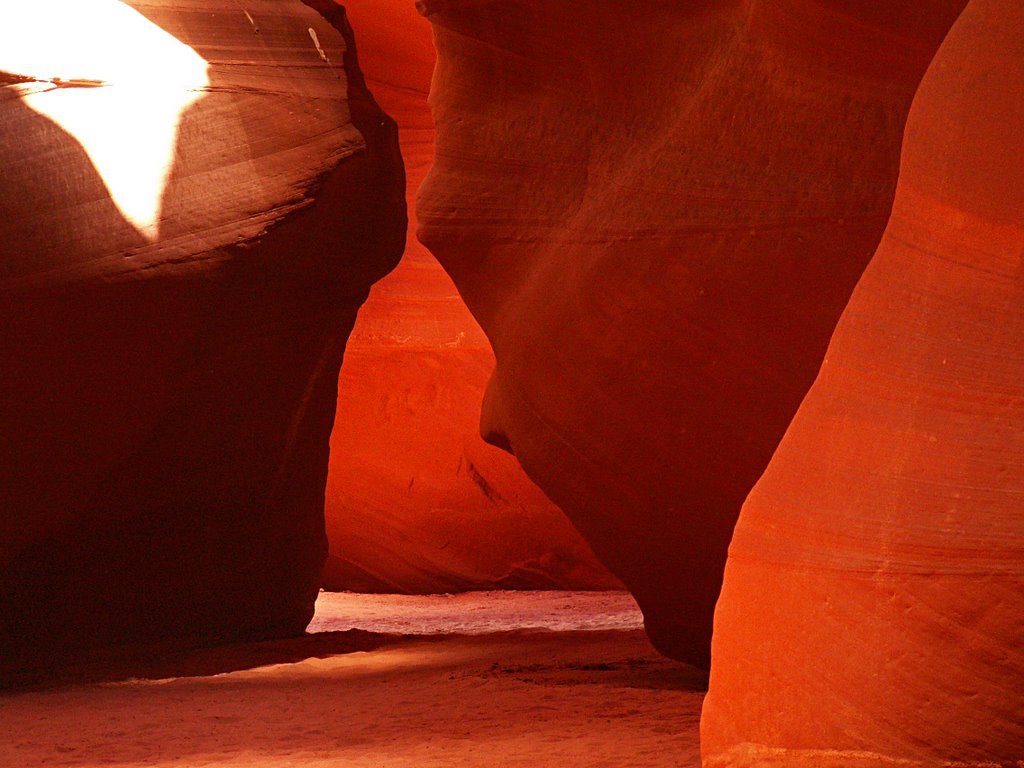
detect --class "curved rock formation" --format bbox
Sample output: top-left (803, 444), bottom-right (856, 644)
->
top-left (323, 0), bottom-right (619, 593)
top-left (702, 1), bottom-right (1024, 764)
top-left (0, 0), bottom-right (404, 667)
top-left (415, 0), bottom-right (965, 665)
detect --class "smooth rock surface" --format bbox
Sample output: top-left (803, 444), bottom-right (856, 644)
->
top-left (323, 0), bottom-right (620, 593)
top-left (0, 0), bottom-right (405, 668)
top-left (702, 0), bottom-right (1024, 764)
top-left (415, 0), bottom-right (966, 665)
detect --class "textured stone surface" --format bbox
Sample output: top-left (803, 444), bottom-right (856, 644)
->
top-left (0, 0), bottom-right (404, 668)
top-left (415, 0), bottom-right (965, 665)
top-left (702, 1), bottom-right (1024, 764)
top-left (323, 0), bottom-right (619, 593)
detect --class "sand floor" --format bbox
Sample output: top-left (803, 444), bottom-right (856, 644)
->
top-left (0, 592), bottom-right (705, 767)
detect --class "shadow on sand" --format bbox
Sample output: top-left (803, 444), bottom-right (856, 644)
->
top-left (1, 630), bottom-right (394, 693)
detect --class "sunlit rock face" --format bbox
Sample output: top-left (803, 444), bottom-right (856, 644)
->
top-left (322, 0), bottom-right (620, 593)
top-left (0, 0), bottom-right (404, 667)
top-left (702, 1), bottom-right (1024, 764)
top-left (415, 0), bottom-right (966, 665)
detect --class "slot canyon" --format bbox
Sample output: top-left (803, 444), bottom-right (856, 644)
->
top-left (0, 1), bottom-right (1021, 767)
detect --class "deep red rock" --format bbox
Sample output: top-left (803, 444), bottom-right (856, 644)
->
top-left (0, 0), bottom-right (404, 667)
top-left (323, 0), bottom-right (620, 593)
top-left (702, 0), bottom-right (1024, 763)
top-left (415, 0), bottom-right (965, 665)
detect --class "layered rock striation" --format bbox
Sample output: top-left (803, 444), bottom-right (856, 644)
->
top-left (0, 0), bottom-right (404, 668)
top-left (323, 0), bottom-right (619, 593)
top-left (415, 0), bottom-right (966, 665)
top-left (703, 0), bottom-right (1024, 764)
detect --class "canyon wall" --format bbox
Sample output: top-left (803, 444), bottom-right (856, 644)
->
top-left (0, 0), bottom-right (404, 669)
top-left (323, 0), bottom-right (619, 593)
top-left (702, 0), bottom-right (1024, 764)
top-left (415, 0), bottom-right (966, 666)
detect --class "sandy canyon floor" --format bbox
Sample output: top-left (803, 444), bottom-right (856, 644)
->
top-left (0, 591), bottom-right (705, 767)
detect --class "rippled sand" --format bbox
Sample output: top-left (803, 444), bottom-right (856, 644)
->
top-left (309, 589), bottom-right (646, 635)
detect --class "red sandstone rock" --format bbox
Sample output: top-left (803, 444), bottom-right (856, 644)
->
top-left (0, 0), bottom-right (404, 667)
top-left (702, 1), bottom-right (1024, 764)
top-left (323, 0), bottom-right (619, 593)
top-left (415, 0), bottom-right (965, 665)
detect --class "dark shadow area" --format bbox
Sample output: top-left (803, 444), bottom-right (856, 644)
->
top-left (0, 630), bottom-right (392, 693)
top-left (1, 627), bottom-right (708, 695)
top-left (0, 1), bottom-right (405, 673)
top-left (483, 656), bottom-right (709, 692)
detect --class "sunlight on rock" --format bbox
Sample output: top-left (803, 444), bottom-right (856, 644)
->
top-left (0, 0), bottom-right (209, 240)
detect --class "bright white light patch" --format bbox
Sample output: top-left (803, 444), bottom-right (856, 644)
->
top-left (0, 1), bottom-right (210, 240)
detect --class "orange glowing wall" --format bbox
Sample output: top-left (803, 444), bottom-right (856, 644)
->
top-left (323, 0), bottom-right (620, 592)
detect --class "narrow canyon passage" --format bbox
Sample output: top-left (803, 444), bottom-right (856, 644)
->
top-left (321, 0), bottom-right (621, 595)
top-left (0, 1), bottom-right (1021, 767)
